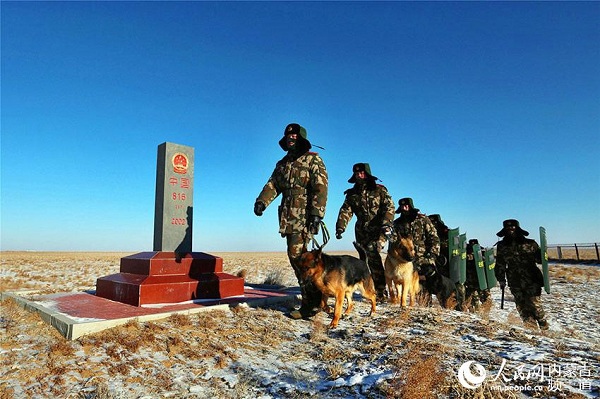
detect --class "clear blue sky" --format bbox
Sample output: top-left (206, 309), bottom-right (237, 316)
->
top-left (1, 1), bottom-right (599, 252)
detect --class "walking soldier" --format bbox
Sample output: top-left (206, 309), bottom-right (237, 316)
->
top-left (254, 123), bottom-right (328, 319)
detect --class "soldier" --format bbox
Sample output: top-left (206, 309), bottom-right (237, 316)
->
top-left (335, 163), bottom-right (395, 301)
top-left (254, 123), bottom-right (328, 320)
top-left (464, 239), bottom-right (490, 311)
top-left (428, 214), bottom-right (450, 276)
top-left (429, 213), bottom-right (465, 310)
top-left (495, 219), bottom-right (549, 330)
top-left (393, 198), bottom-right (440, 274)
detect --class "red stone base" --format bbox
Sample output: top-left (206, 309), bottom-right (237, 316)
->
top-left (96, 252), bottom-right (245, 306)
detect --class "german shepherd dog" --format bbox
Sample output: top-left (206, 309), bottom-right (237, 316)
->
top-left (298, 242), bottom-right (377, 328)
top-left (420, 263), bottom-right (458, 309)
top-left (384, 234), bottom-right (419, 307)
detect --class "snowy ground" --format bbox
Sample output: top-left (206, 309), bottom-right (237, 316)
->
top-left (1, 252), bottom-right (599, 398)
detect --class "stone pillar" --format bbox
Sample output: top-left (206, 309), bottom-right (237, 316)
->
top-left (96, 142), bottom-right (244, 306)
top-left (154, 142), bottom-right (194, 253)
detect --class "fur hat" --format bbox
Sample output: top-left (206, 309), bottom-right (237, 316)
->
top-left (496, 219), bottom-right (529, 237)
top-left (395, 197), bottom-right (414, 214)
top-left (428, 214), bottom-right (444, 225)
top-left (278, 123), bottom-right (312, 152)
top-left (348, 163), bottom-right (378, 183)
top-left (428, 214), bottom-right (449, 236)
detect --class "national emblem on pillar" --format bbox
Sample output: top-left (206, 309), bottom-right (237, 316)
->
top-left (172, 152), bottom-right (189, 174)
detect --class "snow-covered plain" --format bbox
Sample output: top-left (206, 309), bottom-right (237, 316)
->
top-left (1, 252), bottom-right (598, 398)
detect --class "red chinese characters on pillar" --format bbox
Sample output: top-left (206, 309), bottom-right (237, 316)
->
top-left (170, 178), bottom-right (190, 225)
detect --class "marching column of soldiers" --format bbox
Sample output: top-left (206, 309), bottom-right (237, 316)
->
top-left (255, 123), bottom-right (549, 331)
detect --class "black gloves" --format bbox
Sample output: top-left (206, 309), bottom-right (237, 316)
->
top-left (308, 215), bottom-right (322, 234)
top-left (254, 201), bottom-right (266, 216)
top-left (335, 229), bottom-right (344, 239)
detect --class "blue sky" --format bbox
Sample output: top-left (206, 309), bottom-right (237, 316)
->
top-left (1, 1), bottom-right (599, 252)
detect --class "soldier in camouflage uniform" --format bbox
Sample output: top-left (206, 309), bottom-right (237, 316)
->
top-left (495, 219), bottom-right (549, 330)
top-left (335, 163), bottom-right (395, 300)
top-left (254, 123), bottom-right (328, 319)
top-left (428, 214), bottom-right (450, 276)
top-left (393, 198), bottom-right (440, 274)
top-left (464, 239), bottom-right (490, 311)
top-left (429, 213), bottom-right (465, 310)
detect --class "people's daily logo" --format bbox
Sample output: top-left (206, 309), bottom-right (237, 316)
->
top-left (456, 359), bottom-right (595, 394)
top-left (457, 361), bottom-right (487, 389)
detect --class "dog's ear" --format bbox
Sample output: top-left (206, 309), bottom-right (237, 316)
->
top-left (423, 263), bottom-right (436, 275)
top-left (302, 249), bottom-right (322, 269)
top-left (314, 247), bottom-right (323, 260)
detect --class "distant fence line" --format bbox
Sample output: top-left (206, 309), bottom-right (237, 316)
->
top-left (547, 243), bottom-right (600, 262)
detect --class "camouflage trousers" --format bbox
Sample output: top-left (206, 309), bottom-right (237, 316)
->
top-left (286, 232), bottom-right (323, 313)
top-left (512, 289), bottom-right (546, 325)
top-left (356, 234), bottom-right (386, 298)
top-left (366, 248), bottom-right (386, 298)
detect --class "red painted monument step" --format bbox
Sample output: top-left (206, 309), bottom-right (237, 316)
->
top-left (119, 251), bottom-right (224, 275)
top-left (95, 251), bottom-right (245, 307)
top-left (96, 272), bottom-right (245, 306)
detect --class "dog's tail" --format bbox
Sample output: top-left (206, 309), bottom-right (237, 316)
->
top-left (353, 241), bottom-right (368, 263)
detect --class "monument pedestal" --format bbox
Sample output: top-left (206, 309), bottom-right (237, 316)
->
top-left (96, 252), bottom-right (245, 306)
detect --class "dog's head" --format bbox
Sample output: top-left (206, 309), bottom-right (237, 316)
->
top-left (297, 248), bottom-right (324, 277)
top-left (389, 233), bottom-right (415, 262)
top-left (420, 263), bottom-right (438, 277)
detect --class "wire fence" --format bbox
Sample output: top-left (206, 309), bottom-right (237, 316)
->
top-left (547, 243), bottom-right (600, 262)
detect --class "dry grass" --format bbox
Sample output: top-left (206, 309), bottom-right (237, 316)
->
top-left (374, 309), bottom-right (454, 399)
top-left (0, 251), bottom-right (127, 293)
top-left (547, 246), bottom-right (599, 262)
top-left (1, 251), bottom-right (599, 398)
top-left (551, 263), bottom-right (600, 283)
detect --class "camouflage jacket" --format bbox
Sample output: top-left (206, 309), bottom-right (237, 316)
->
top-left (335, 184), bottom-right (395, 238)
top-left (256, 151), bottom-right (328, 235)
top-left (431, 221), bottom-right (450, 274)
top-left (495, 237), bottom-right (543, 295)
top-left (465, 245), bottom-right (480, 287)
top-left (393, 213), bottom-right (440, 267)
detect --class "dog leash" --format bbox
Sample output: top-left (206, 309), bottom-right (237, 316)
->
top-left (310, 221), bottom-right (330, 251)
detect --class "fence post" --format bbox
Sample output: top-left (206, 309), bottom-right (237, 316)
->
top-left (595, 243), bottom-right (599, 261)
top-left (557, 246), bottom-right (562, 260)
top-left (575, 244), bottom-right (580, 261)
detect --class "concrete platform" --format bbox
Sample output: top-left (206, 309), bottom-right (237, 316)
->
top-left (1, 285), bottom-right (299, 340)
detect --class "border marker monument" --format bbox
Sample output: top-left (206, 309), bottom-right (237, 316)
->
top-left (96, 142), bottom-right (244, 306)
